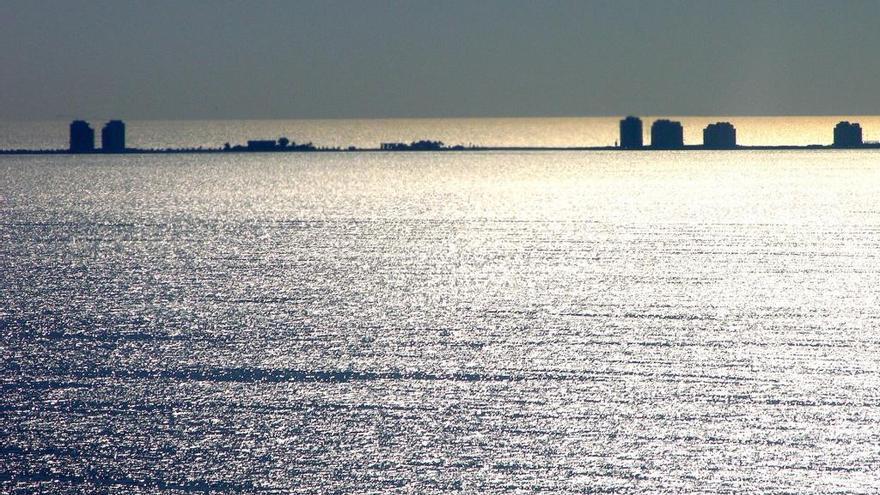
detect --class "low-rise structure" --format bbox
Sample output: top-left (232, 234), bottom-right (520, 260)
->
top-left (380, 140), bottom-right (444, 151)
top-left (246, 140), bottom-right (278, 151)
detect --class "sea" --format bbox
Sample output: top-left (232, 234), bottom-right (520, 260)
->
top-left (2, 117), bottom-right (880, 493)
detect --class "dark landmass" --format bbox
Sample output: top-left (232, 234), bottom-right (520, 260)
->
top-left (1, 118), bottom-right (876, 156)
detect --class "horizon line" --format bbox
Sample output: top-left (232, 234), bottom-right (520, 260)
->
top-left (5, 113), bottom-right (880, 123)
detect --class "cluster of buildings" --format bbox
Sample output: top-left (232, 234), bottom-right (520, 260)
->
top-left (379, 140), bottom-right (464, 151)
top-left (69, 120), bottom-right (125, 153)
top-left (619, 117), bottom-right (868, 149)
top-left (226, 138), bottom-right (317, 152)
top-left (619, 116), bottom-right (736, 149)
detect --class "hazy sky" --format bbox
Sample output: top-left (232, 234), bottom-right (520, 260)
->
top-left (2, 0), bottom-right (879, 120)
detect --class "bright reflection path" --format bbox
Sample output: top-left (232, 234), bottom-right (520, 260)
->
top-left (2, 149), bottom-right (880, 492)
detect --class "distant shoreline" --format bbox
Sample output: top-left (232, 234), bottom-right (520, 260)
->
top-left (15, 116), bottom-right (877, 155)
top-left (2, 144), bottom-right (877, 156)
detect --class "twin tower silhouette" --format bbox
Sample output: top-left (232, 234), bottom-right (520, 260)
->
top-left (69, 120), bottom-right (125, 153)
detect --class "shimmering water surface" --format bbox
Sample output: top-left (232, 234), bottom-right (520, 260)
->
top-left (3, 123), bottom-right (880, 493)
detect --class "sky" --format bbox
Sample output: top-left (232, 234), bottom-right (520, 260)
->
top-left (2, 0), bottom-right (879, 120)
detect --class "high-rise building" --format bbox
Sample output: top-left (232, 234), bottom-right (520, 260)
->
top-left (833, 121), bottom-right (862, 148)
top-left (69, 120), bottom-right (95, 153)
top-left (703, 122), bottom-right (737, 149)
top-left (619, 116), bottom-right (643, 149)
top-left (650, 119), bottom-right (684, 149)
top-left (101, 120), bottom-right (126, 153)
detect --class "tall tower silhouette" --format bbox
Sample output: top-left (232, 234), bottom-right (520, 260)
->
top-left (833, 122), bottom-right (862, 148)
top-left (69, 121), bottom-right (95, 153)
top-left (703, 122), bottom-right (736, 149)
top-left (101, 120), bottom-right (126, 153)
top-left (650, 119), bottom-right (684, 149)
top-left (619, 116), bottom-right (643, 149)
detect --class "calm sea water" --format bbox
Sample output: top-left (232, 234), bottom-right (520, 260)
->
top-left (3, 119), bottom-right (880, 493)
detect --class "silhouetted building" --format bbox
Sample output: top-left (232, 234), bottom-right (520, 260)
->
top-left (650, 119), bottom-right (684, 149)
top-left (380, 140), bottom-right (445, 151)
top-left (227, 139), bottom-right (316, 152)
top-left (703, 122), bottom-right (736, 149)
top-left (101, 120), bottom-right (126, 153)
top-left (247, 140), bottom-right (278, 151)
top-left (69, 120), bottom-right (95, 153)
top-left (833, 121), bottom-right (863, 148)
top-left (619, 116), bottom-right (643, 149)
